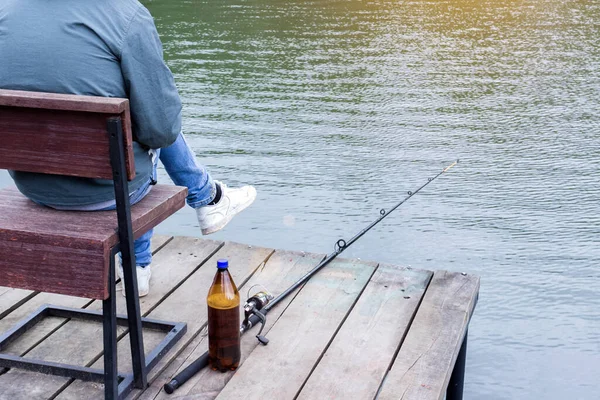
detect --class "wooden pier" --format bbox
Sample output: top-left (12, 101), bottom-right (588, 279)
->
top-left (0, 235), bottom-right (479, 400)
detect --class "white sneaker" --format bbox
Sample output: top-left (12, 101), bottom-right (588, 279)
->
top-left (196, 181), bottom-right (257, 235)
top-left (118, 263), bottom-right (152, 297)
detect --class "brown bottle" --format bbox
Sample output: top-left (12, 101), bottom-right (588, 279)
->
top-left (207, 259), bottom-right (241, 372)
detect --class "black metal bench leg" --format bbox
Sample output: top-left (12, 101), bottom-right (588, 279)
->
top-left (104, 256), bottom-right (118, 399)
top-left (123, 264), bottom-right (147, 389)
top-left (108, 117), bottom-right (148, 389)
top-left (447, 329), bottom-right (468, 400)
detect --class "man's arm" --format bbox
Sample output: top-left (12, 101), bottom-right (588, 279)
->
top-left (120, 6), bottom-right (182, 149)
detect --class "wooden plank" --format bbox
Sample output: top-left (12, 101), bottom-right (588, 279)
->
top-left (54, 242), bottom-right (277, 400)
top-left (0, 185), bottom-right (185, 299)
top-left (0, 107), bottom-right (135, 181)
top-left (150, 235), bottom-right (174, 254)
top-left (297, 265), bottom-right (433, 400)
top-left (0, 237), bottom-right (222, 400)
top-left (214, 257), bottom-right (377, 400)
top-left (0, 294), bottom-right (93, 357)
top-left (0, 289), bottom-right (36, 320)
top-left (0, 235), bottom-right (172, 356)
top-left (144, 250), bottom-right (327, 400)
top-left (0, 89), bottom-right (134, 181)
top-left (0, 186), bottom-right (185, 245)
top-left (0, 89), bottom-right (129, 114)
top-left (376, 271), bottom-right (479, 400)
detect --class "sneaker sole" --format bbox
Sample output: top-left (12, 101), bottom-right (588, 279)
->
top-left (201, 190), bottom-right (257, 235)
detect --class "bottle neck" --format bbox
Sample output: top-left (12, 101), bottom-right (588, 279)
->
top-left (208, 267), bottom-right (239, 307)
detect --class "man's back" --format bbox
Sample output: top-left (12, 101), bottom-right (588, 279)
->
top-left (0, 0), bottom-right (138, 101)
top-left (0, 0), bottom-right (181, 206)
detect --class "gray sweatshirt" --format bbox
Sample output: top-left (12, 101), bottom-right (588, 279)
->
top-left (0, 0), bottom-right (182, 206)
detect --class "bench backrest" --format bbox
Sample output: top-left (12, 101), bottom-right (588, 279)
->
top-left (0, 89), bottom-right (135, 180)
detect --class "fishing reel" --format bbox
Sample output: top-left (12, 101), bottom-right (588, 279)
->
top-left (242, 285), bottom-right (274, 346)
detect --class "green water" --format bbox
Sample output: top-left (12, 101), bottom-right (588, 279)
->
top-left (144, 1), bottom-right (598, 398)
top-left (144, 1), bottom-right (599, 398)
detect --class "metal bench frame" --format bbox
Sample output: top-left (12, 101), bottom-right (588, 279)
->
top-left (0, 258), bottom-right (186, 399)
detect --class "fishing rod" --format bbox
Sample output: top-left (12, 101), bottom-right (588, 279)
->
top-left (164, 160), bottom-right (459, 394)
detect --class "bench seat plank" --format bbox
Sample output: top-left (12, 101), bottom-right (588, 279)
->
top-left (0, 185), bottom-right (186, 299)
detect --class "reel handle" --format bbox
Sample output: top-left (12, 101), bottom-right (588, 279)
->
top-left (253, 310), bottom-right (269, 345)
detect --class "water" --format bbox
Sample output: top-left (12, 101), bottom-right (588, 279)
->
top-left (1, 0), bottom-right (598, 398)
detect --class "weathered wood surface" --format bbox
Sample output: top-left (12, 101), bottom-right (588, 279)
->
top-left (0, 237), bottom-right (480, 400)
top-left (0, 185), bottom-right (186, 299)
top-left (0, 187), bottom-right (186, 245)
top-left (0, 237), bottom-right (222, 400)
top-left (376, 271), bottom-right (480, 400)
top-left (146, 251), bottom-right (326, 400)
top-left (0, 289), bottom-right (35, 320)
top-left (55, 242), bottom-right (276, 400)
top-left (0, 89), bottom-right (134, 180)
top-left (0, 89), bottom-right (129, 114)
top-left (297, 265), bottom-right (433, 400)
top-left (215, 257), bottom-right (377, 400)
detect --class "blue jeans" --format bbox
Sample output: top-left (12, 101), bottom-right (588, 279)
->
top-left (42, 133), bottom-right (215, 267)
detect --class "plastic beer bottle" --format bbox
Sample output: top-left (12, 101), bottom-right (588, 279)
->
top-left (207, 259), bottom-right (241, 371)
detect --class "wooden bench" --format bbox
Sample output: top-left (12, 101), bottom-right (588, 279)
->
top-left (0, 89), bottom-right (188, 399)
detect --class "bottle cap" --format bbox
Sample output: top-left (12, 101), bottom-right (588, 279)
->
top-left (217, 259), bottom-right (229, 269)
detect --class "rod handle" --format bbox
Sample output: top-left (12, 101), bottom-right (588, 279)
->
top-left (164, 352), bottom-right (209, 394)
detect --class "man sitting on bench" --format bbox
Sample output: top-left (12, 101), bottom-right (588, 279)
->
top-left (0, 0), bottom-right (257, 296)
